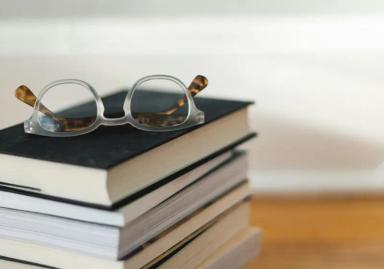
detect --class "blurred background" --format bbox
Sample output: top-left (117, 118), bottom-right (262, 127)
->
top-left (1, 0), bottom-right (384, 267)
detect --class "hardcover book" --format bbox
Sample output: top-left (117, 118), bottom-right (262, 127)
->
top-left (0, 91), bottom-right (254, 206)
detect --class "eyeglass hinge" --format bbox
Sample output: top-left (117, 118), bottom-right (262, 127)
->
top-left (24, 119), bottom-right (34, 133)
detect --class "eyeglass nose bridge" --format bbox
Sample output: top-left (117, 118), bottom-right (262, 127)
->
top-left (101, 115), bottom-right (129, 126)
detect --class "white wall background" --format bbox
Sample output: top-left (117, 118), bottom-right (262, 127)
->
top-left (1, 0), bottom-right (384, 192)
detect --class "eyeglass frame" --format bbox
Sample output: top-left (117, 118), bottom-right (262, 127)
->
top-left (21, 75), bottom-right (206, 137)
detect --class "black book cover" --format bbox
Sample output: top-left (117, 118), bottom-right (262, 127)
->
top-left (0, 91), bottom-right (254, 169)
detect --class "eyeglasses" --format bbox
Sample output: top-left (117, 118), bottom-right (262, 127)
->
top-left (15, 75), bottom-right (208, 137)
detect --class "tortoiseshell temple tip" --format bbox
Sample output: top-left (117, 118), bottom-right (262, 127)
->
top-left (195, 75), bottom-right (208, 88)
top-left (188, 75), bottom-right (208, 96)
top-left (15, 85), bottom-right (37, 108)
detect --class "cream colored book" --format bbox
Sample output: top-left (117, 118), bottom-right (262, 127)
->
top-left (0, 259), bottom-right (42, 269)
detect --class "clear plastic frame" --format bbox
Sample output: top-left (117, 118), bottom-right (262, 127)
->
top-left (15, 75), bottom-right (208, 137)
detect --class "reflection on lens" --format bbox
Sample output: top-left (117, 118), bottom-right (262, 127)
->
top-left (130, 78), bottom-right (188, 128)
top-left (37, 83), bottom-right (97, 133)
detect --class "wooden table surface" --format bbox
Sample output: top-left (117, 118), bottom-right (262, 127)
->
top-left (247, 194), bottom-right (384, 269)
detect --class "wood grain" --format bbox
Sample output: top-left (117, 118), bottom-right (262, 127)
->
top-left (247, 195), bottom-right (384, 269)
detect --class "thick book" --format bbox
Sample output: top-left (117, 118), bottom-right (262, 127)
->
top-left (0, 153), bottom-right (248, 259)
top-left (0, 184), bottom-right (250, 269)
top-left (0, 91), bottom-right (254, 206)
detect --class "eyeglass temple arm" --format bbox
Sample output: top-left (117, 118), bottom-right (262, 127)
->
top-left (161, 75), bottom-right (208, 115)
top-left (15, 85), bottom-right (56, 118)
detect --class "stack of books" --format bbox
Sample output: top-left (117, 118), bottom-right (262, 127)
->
top-left (0, 91), bottom-right (260, 269)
